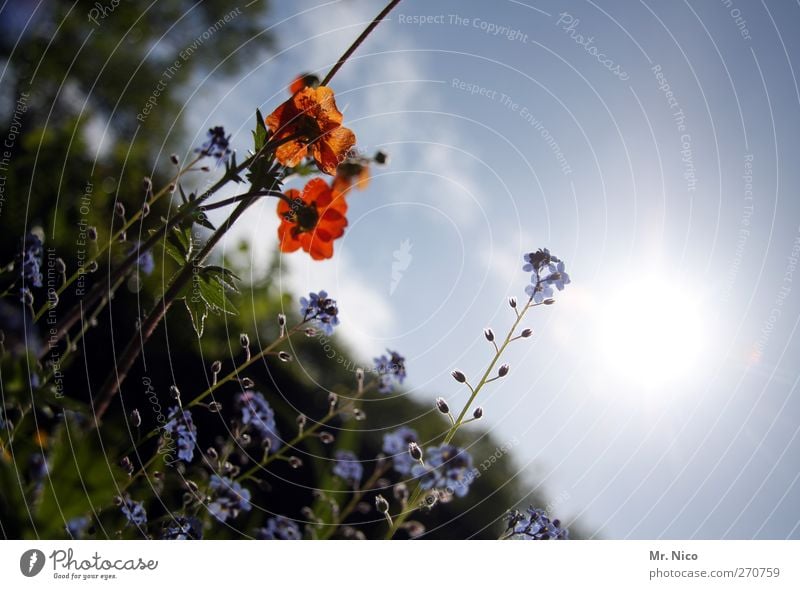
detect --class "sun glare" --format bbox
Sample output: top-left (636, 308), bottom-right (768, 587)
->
top-left (596, 277), bottom-right (706, 386)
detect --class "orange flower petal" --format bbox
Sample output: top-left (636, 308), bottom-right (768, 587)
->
top-left (314, 86), bottom-right (344, 128)
top-left (308, 237), bottom-right (334, 260)
top-left (331, 175), bottom-right (352, 199)
top-left (311, 127), bottom-right (356, 175)
top-left (277, 222), bottom-right (302, 252)
top-left (266, 99), bottom-right (297, 134)
top-left (277, 189), bottom-right (301, 216)
top-left (275, 140), bottom-right (308, 168)
top-left (289, 75), bottom-right (307, 95)
top-left (303, 177), bottom-right (332, 207)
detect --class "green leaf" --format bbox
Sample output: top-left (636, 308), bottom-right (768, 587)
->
top-left (197, 271), bottom-right (237, 315)
top-left (164, 224), bottom-right (193, 264)
top-left (184, 293), bottom-right (208, 337)
top-left (205, 265), bottom-right (240, 293)
top-left (253, 108), bottom-right (268, 151)
top-left (34, 415), bottom-right (127, 537)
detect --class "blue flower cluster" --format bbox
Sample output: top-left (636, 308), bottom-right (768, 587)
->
top-left (522, 248), bottom-right (571, 303)
top-left (505, 507), bottom-right (569, 540)
top-left (237, 391), bottom-right (282, 451)
top-left (162, 516), bottom-right (203, 540)
top-left (120, 496), bottom-right (147, 527)
top-left (163, 406), bottom-right (197, 463)
top-left (208, 475), bottom-right (251, 523)
top-left (412, 444), bottom-right (475, 498)
top-left (373, 349), bottom-right (407, 394)
top-left (332, 450), bottom-right (363, 486)
top-left (65, 516), bottom-right (90, 539)
top-left (299, 290), bottom-right (339, 335)
top-left (257, 515), bottom-right (302, 539)
top-left (382, 426), bottom-right (419, 475)
top-left (20, 233), bottom-right (43, 288)
top-left (130, 241), bottom-right (155, 276)
top-left (196, 126), bottom-right (231, 163)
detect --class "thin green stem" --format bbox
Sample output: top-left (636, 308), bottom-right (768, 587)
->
top-left (385, 296), bottom-right (538, 538)
top-left (444, 297), bottom-right (535, 444)
top-left (32, 156), bottom-right (203, 323)
top-left (320, 0), bottom-right (403, 86)
top-left (320, 461), bottom-right (390, 539)
top-left (237, 381), bottom-right (375, 484)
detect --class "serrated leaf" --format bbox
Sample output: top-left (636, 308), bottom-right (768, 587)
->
top-left (205, 265), bottom-right (240, 293)
top-left (225, 152), bottom-right (244, 184)
top-left (165, 224), bottom-right (193, 263)
top-left (184, 294), bottom-right (208, 337)
top-left (197, 272), bottom-right (237, 315)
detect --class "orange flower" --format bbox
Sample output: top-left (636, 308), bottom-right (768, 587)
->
top-left (332, 160), bottom-right (370, 199)
top-left (277, 178), bottom-right (348, 260)
top-left (288, 73), bottom-right (320, 95)
top-left (266, 86), bottom-right (356, 175)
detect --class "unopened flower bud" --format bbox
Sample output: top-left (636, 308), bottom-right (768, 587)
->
top-left (484, 328), bottom-right (495, 342)
top-left (498, 364), bottom-right (510, 377)
top-left (206, 447), bottom-right (218, 460)
top-left (211, 360), bottom-right (222, 374)
top-left (130, 409), bottom-right (142, 427)
top-left (120, 456), bottom-right (133, 476)
top-left (296, 414), bottom-right (307, 429)
top-left (277, 313), bottom-right (286, 327)
top-left (143, 177), bottom-right (152, 191)
top-left (520, 328), bottom-right (533, 338)
top-left (473, 406), bottom-right (484, 420)
top-left (87, 226), bottom-right (98, 241)
top-left (86, 260), bottom-right (98, 273)
top-left (170, 154), bottom-right (180, 165)
top-left (240, 377), bottom-right (255, 389)
top-left (141, 202), bottom-right (150, 217)
top-left (305, 327), bottom-right (317, 337)
top-left (408, 442), bottom-right (423, 462)
top-left (239, 333), bottom-right (249, 348)
top-left (353, 408), bottom-right (366, 421)
top-left (288, 456), bottom-right (303, 469)
top-left (278, 351), bottom-right (292, 362)
top-left (207, 401), bottom-right (222, 413)
top-left (436, 397), bottom-right (449, 414)
top-left (328, 392), bottom-right (338, 408)
top-left (169, 385), bottom-right (181, 400)
top-left (355, 368), bottom-right (364, 382)
top-left (508, 296), bottom-right (517, 308)
top-left (319, 431), bottom-right (335, 444)
top-left (544, 298), bottom-right (555, 305)
top-left (375, 495), bottom-right (390, 514)
top-left (451, 370), bottom-right (467, 383)
top-left (114, 202), bottom-right (125, 218)
top-left (374, 150), bottom-right (388, 165)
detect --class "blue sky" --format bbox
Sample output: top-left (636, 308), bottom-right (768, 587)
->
top-left (169, 0), bottom-right (800, 538)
